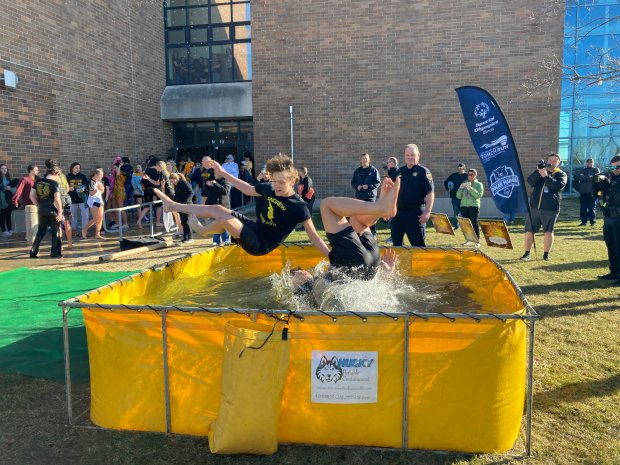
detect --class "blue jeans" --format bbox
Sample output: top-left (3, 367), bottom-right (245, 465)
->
top-left (450, 198), bottom-right (461, 227)
top-left (213, 231), bottom-right (230, 244)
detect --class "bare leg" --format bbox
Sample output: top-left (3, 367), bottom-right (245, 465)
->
top-left (95, 206), bottom-right (104, 239)
top-left (543, 231), bottom-right (554, 253)
top-left (155, 189), bottom-right (232, 219)
top-left (320, 177), bottom-right (400, 234)
top-left (524, 232), bottom-right (534, 251)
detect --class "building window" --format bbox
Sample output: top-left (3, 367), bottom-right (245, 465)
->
top-left (164, 0), bottom-right (251, 85)
top-left (560, 2), bottom-right (620, 189)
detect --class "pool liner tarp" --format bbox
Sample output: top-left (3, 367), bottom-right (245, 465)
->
top-left (79, 245), bottom-right (527, 453)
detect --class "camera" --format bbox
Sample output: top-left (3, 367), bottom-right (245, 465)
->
top-left (537, 160), bottom-right (547, 170)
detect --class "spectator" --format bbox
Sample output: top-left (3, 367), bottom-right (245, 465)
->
top-left (66, 162), bottom-right (89, 232)
top-left (170, 173), bottom-right (194, 243)
top-left (520, 153), bottom-right (567, 261)
top-left (577, 158), bottom-right (600, 226)
top-left (231, 161), bottom-right (255, 209)
top-left (158, 160), bottom-right (179, 231)
top-left (109, 156), bottom-right (129, 229)
top-left (222, 154), bottom-right (239, 179)
top-left (351, 153), bottom-right (381, 202)
top-left (444, 163), bottom-right (468, 229)
top-left (200, 161), bottom-right (231, 244)
top-left (121, 157), bottom-right (134, 207)
top-left (29, 160), bottom-right (63, 257)
top-left (385, 157), bottom-right (399, 181)
top-left (596, 155), bottom-right (620, 284)
top-left (296, 166), bottom-right (316, 213)
top-left (83, 168), bottom-right (105, 240)
top-left (137, 158), bottom-right (162, 227)
top-left (0, 164), bottom-right (15, 236)
top-left (12, 165), bottom-right (39, 209)
top-left (243, 152), bottom-right (254, 178)
top-left (49, 161), bottom-right (74, 250)
top-left (390, 144), bottom-right (435, 247)
top-left (456, 168), bottom-right (484, 245)
top-left (132, 164), bottom-right (144, 207)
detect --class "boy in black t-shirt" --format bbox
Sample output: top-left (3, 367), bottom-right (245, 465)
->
top-left (154, 155), bottom-right (330, 257)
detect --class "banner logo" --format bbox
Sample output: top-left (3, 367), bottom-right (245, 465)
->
top-left (315, 356), bottom-right (344, 383)
top-left (474, 102), bottom-right (490, 119)
top-left (480, 135), bottom-right (508, 150)
top-left (489, 165), bottom-right (520, 199)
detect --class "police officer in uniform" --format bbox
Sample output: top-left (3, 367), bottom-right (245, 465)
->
top-left (596, 155), bottom-right (620, 285)
top-left (390, 143), bottom-right (434, 247)
top-left (29, 159), bottom-right (63, 258)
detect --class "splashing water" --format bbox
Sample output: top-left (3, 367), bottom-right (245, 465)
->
top-left (133, 260), bottom-right (484, 314)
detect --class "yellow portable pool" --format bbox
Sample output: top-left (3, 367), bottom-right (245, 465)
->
top-left (61, 245), bottom-right (537, 455)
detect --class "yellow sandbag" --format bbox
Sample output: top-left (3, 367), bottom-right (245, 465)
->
top-left (209, 320), bottom-right (290, 455)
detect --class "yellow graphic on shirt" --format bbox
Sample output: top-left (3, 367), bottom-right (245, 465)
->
top-left (36, 182), bottom-right (51, 200)
top-left (260, 196), bottom-right (287, 227)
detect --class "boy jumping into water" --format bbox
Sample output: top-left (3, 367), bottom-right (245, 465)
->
top-left (291, 175), bottom-right (401, 295)
top-left (154, 154), bottom-right (330, 257)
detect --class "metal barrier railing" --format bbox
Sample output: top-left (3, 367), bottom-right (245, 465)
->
top-left (102, 200), bottom-right (176, 240)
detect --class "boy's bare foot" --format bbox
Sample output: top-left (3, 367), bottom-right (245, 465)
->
top-left (379, 177), bottom-right (400, 218)
top-left (153, 188), bottom-right (173, 212)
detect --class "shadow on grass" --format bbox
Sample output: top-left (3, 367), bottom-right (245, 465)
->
top-left (534, 374), bottom-right (620, 411)
top-left (534, 296), bottom-right (620, 318)
top-left (520, 279), bottom-right (615, 296)
top-left (0, 326), bottom-right (89, 383)
top-left (530, 259), bottom-right (609, 273)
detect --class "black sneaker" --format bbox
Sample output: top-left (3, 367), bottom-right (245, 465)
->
top-left (543, 255), bottom-right (551, 261)
top-left (598, 272), bottom-right (620, 280)
top-left (590, 221), bottom-right (596, 226)
top-left (520, 252), bottom-right (531, 261)
top-left (578, 222), bottom-right (587, 226)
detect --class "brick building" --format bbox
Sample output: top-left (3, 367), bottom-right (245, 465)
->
top-left (2, 0), bottom-right (564, 202)
top-left (0, 1), bottom-right (170, 177)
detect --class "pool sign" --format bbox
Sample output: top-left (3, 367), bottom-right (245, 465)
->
top-left (311, 350), bottom-right (378, 404)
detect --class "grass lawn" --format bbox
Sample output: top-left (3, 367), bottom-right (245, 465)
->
top-left (0, 197), bottom-right (618, 465)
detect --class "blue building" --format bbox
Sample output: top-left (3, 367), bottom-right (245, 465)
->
top-left (560, 1), bottom-right (620, 189)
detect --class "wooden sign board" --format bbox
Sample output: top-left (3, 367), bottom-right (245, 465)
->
top-left (479, 219), bottom-right (513, 249)
top-left (430, 213), bottom-right (455, 235)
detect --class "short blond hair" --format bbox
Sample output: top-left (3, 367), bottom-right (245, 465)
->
top-left (266, 154), bottom-right (298, 182)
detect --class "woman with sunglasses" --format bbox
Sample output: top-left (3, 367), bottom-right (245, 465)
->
top-left (456, 168), bottom-right (484, 245)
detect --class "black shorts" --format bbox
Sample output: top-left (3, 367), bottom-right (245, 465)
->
top-left (327, 226), bottom-right (380, 279)
top-left (525, 208), bottom-right (559, 233)
top-left (230, 211), bottom-right (273, 256)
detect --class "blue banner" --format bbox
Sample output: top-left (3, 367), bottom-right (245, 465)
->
top-left (455, 86), bottom-right (529, 216)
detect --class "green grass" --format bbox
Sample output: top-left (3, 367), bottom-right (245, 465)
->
top-left (1, 197), bottom-right (618, 465)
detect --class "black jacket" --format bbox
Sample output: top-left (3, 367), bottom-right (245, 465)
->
top-left (351, 165), bottom-right (381, 201)
top-left (203, 177), bottom-right (230, 205)
top-left (527, 168), bottom-right (567, 212)
top-left (173, 180), bottom-right (194, 204)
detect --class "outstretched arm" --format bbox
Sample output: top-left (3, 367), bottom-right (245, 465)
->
top-left (207, 160), bottom-right (259, 197)
top-left (303, 218), bottom-right (330, 257)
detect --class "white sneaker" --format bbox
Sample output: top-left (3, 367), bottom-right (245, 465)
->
top-left (474, 242), bottom-right (481, 248)
top-left (462, 241), bottom-right (472, 246)
top-left (1, 231), bottom-right (10, 237)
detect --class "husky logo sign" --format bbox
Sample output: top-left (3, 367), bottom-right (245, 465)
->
top-left (490, 165), bottom-right (520, 199)
top-left (474, 102), bottom-right (490, 119)
top-left (311, 350), bottom-right (378, 404)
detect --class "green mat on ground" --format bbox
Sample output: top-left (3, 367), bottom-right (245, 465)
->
top-left (0, 267), bottom-right (135, 382)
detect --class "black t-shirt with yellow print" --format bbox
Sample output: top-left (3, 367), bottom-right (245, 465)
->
top-left (254, 182), bottom-right (311, 249)
top-left (34, 178), bottom-right (59, 211)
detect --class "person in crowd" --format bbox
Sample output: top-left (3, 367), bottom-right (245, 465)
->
top-left (109, 157), bottom-right (129, 229)
top-left (577, 158), bottom-right (600, 226)
top-left (50, 161), bottom-right (74, 249)
top-left (222, 154), bottom-right (239, 179)
top-left (169, 173), bottom-right (194, 243)
top-left (83, 168), bottom-right (105, 240)
top-left (154, 154), bottom-right (330, 257)
top-left (132, 164), bottom-right (144, 207)
top-left (198, 157), bottom-right (231, 244)
top-left (595, 155), bottom-right (620, 285)
top-left (0, 164), bottom-right (15, 237)
top-left (166, 158), bottom-right (177, 175)
top-left (12, 165), bottom-right (39, 209)
top-left (137, 158), bottom-right (162, 227)
top-left (180, 156), bottom-right (194, 177)
top-left (29, 159), bottom-right (63, 257)
top-left (158, 160), bottom-right (179, 231)
top-left (255, 165), bottom-right (271, 219)
top-left (231, 160), bottom-right (255, 209)
top-left (456, 168), bottom-right (484, 246)
top-left (66, 162), bottom-right (89, 232)
top-left (189, 158), bottom-right (205, 204)
top-left (520, 153), bottom-right (567, 262)
top-left (289, 177), bottom-right (401, 303)
top-left (351, 153), bottom-right (381, 202)
top-left (390, 144), bottom-right (434, 247)
top-left (444, 163), bottom-right (468, 230)
top-left (120, 157), bottom-right (134, 208)
top-left (243, 152), bottom-right (254, 178)
top-left (296, 166), bottom-right (316, 213)
top-left (385, 157), bottom-right (399, 181)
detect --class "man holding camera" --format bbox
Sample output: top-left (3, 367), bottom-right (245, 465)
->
top-left (594, 155), bottom-right (620, 284)
top-left (520, 153), bottom-right (567, 261)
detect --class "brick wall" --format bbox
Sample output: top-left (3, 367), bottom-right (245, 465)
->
top-left (0, 0), bottom-right (171, 178)
top-left (251, 0), bottom-right (564, 198)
